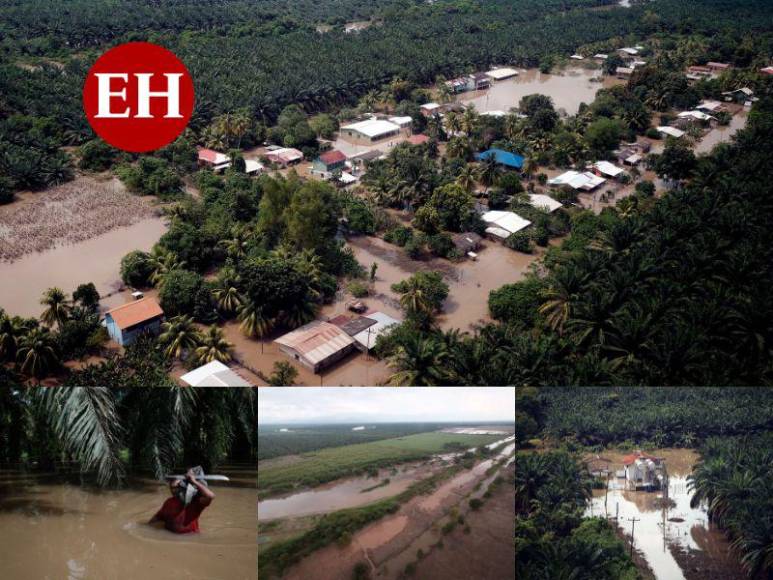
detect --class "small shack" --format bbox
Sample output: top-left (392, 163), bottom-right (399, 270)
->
top-left (452, 232), bottom-right (482, 255)
top-left (104, 298), bottom-right (164, 347)
top-left (265, 147), bottom-right (304, 167)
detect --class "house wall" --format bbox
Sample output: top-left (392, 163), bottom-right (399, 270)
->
top-left (339, 128), bottom-right (400, 146)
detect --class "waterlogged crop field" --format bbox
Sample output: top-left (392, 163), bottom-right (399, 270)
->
top-left (257, 431), bottom-right (503, 495)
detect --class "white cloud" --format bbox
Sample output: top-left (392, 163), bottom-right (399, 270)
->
top-left (258, 387), bottom-right (515, 424)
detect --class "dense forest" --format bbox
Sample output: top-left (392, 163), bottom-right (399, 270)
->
top-left (0, 387), bottom-right (256, 484)
top-left (536, 387), bottom-right (773, 447)
top-left (515, 451), bottom-right (639, 580)
top-left (515, 387), bottom-right (773, 580)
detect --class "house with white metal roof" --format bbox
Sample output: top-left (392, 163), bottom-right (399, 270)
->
top-left (590, 161), bottom-right (625, 178)
top-left (180, 361), bottom-right (252, 387)
top-left (481, 210), bottom-right (531, 240)
top-left (656, 126), bottom-right (686, 139)
top-left (486, 67), bottom-right (519, 80)
top-left (340, 118), bottom-right (401, 144)
top-left (548, 170), bottom-right (606, 191)
top-left (527, 194), bottom-right (563, 213)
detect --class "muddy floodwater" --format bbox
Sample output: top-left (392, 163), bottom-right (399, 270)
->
top-left (694, 110), bottom-right (748, 154)
top-left (585, 449), bottom-right (743, 580)
top-left (0, 465), bottom-right (256, 580)
top-left (457, 67), bottom-right (613, 116)
top-left (257, 436), bottom-right (515, 521)
top-left (0, 217), bottom-right (166, 318)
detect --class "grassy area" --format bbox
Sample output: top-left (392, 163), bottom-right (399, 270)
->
top-left (258, 431), bottom-right (503, 497)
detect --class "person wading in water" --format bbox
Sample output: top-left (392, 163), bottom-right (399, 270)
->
top-left (149, 468), bottom-right (215, 534)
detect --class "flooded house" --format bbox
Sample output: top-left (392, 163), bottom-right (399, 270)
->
top-left (656, 126), bottom-right (686, 139)
top-left (468, 72), bottom-right (491, 90)
top-left (420, 102), bottom-right (441, 117)
top-left (481, 210), bottom-right (531, 241)
top-left (527, 193), bottom-right (563, 213)
top-left (275, 320), bottom-right (357, 373)
top-left (722, 87), bottom-right (754, 105)
top-left (548, 170), bottom-right (606, 191)
top-left (329, 311), bottom-right (401, 351)
top-left (179, 360), bottom-right (252, 387)
top-left (104, 297), bottom-right (164, 346)
top-left (485, 67), bottom-right (519, 81)
top-left (623, 451), bottom-right (667, 491)
top-left (590, 160), bottom-right (626, 180)
top-left (452, 232), bottom-right (482, 257)
top-left (675, 110), bottom-right (717, 130)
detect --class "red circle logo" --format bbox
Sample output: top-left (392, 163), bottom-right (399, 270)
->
top-left (83, 42), bottom-right (194, 152)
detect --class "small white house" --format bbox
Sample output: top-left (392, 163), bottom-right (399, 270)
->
top-left (623, 451), bottom-right (667, 491)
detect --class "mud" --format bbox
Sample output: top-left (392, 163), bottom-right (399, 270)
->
top-left (0, 466), bottom-right (256, 580)
top-left (457, 67), bottom-right (608, 116)
top-left (585, 448), bottom-right (743, 580)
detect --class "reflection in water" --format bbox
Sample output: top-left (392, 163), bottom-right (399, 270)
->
top-left (585, 451), bottom-right (740, 580)
top-left (457, 68), bottom-right (605, 116)
top-left (0, 466), bottom-right (256, 580)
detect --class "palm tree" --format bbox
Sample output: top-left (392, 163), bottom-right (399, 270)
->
top-left (477, 156), bottom-right (500, 192)
top-left (159, 315), bottom-right (201, 360)
top-left (17, 327), bottom-right (59, 378)
top-left (399, 285), bottom-right (433, 319)
top-left (218, 224), bottom-right (253, 261)
top-left (238, 301), bottom-right (274, 339)
top-left (461, 107), bottom-right (478, 135)
top-left (538, 264), bottom-right (588, 335)
top-left (387, 335), bottom-right (449, 386)
top-left (0, 315), bottom-right (24, 362)
top-left (212, 268), bottom-right (244, 316)
top-left (444, 110), bottom-right (461, 135)
top-left (194, 325), bottom-right (233, 364)
top-left (39, 287), bottom-right (71, 329)
top-left (456, 164), bottom-right (478, 193)
top-left (148, 248), bottom-right (185, 288)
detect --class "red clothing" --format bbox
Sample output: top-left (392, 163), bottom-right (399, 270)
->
top-left (153, 496), bottom-right (209, 534)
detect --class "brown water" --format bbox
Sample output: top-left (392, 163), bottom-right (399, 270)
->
top-left (257, 464), bottom-right (431, 520)
top-left (585, 449), bottom-right (741, 580)
top-left (0, 217), bottom-right (167, 318)
top-left (0, 466), bottom-right (256, 580)
top-left (694, 110), bottom-right (747, 154)
top-left (344, 236), bottom-right (537, 333)
top-left (457, 67), bottom-right (610, 116)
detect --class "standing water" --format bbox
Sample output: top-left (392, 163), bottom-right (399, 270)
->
top-left (0, 465), bottom-right (256, 580)
top-left (585, 449), bottom-right (743, 580)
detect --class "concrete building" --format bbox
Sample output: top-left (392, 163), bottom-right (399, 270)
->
top-left (104, 298), bottom-right (164, 347)
top-left (339, 118), bottom-right (402, 144)
top-left (275, 320), bottom-right (356, 373)
top-left (623, 451), bottom-right (667, 491)
top-left (313, 149), bottom-right (347, 174)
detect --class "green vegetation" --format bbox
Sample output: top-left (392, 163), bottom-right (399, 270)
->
top-left (516, 451), bottom-right (639, 580)
top-left (540, 387), bottom-right (773, 448)
top-left (688, 434), bottom-right (773, 579)
top-left (0, 387), bottom-right (255, 484)
top-left (257, 431), bottom-right (501, 496)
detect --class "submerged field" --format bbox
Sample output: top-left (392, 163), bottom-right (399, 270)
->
top-left (257, 431), bottom-right (505, 495)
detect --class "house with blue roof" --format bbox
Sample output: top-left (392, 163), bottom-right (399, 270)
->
top-left (475, 148), bottom-right (524, 170)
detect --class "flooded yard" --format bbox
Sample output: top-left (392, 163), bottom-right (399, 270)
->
top-left (0, 175), bottom-right (167, 318)
top-left (585, 449), bottom-right (743, 580)
top-left (0, 465), bottom-right (256, 580)
top-left (694, 109), bottom-right (748, 154)
top-left (457, 67), bottom-right (615, 116)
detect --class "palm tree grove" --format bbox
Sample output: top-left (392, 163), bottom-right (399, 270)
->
top-left (1, 0), bottom-right (773, 578)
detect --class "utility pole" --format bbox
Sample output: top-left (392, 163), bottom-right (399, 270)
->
top-left (627, 517), bottom-right (640, 558)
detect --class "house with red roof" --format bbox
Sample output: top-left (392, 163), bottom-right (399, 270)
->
top-left (313, 149), bottom-right (347, 174)
top-left (623, 450), bottom-right (667, 491)
top-left (104, 297), bottom-right (164, 346)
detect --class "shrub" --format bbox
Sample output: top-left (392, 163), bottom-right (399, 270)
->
top-left (158, 269), bottom-right (203, 316)
top-left (384, 226), bottom-right (413, 247)
top-left (469, 498), bottom-right (483, 510)
top-left (347, 281), bottom-right (369, 298)
top-left (352, 562), bottom-right (370, 580)
top-left (505, 231), bottom-right (533, 253)
top-left (428, 232), bottom-right (455, 258)
top-left (120, 250), bottom-right (153, 287)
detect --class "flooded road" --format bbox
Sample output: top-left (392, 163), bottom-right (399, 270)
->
top-left (585, 449), bottom-right (743, 580)
top-left (0, 465), bottom-right (256, 580)
top-left (457, 67), bottom-right (613, 116)
top-left (0, 217), bottom-right (166, 318)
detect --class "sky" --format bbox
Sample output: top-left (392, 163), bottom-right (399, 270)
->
top-left (258, 387), bottom-right (515, 424)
